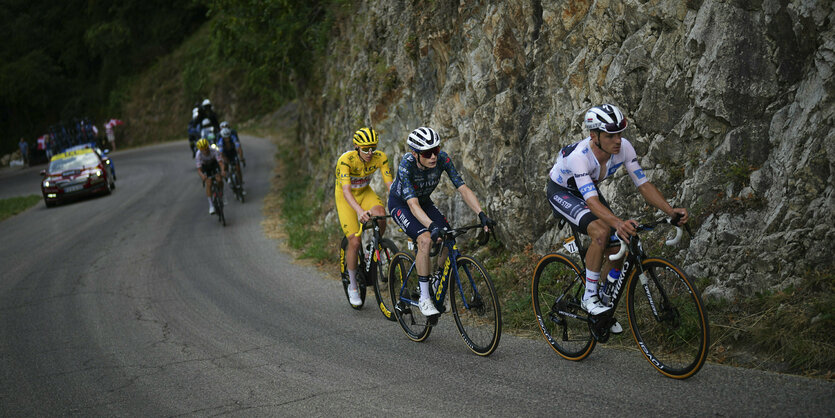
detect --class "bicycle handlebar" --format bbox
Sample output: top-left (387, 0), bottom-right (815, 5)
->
top-left (608, 217), bottom-right (685, 261)
top-left (354, 214), bottom-right (393, 237)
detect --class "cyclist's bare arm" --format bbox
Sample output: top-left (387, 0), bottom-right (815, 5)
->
top-left (586, 195), bottom-right (636, 239)
top-left (342, 184), bottom-right (371, 223)
top-left (457, 184), bottom-right (490, 231)
top-left (637, 182), bottom-right (688, 224)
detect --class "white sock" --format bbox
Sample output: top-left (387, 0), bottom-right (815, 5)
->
top-left (348, 269), bottom-right (357, 290)
top-left (419, 279), bottom-right (431, 301)
top-left (208, 197), bottom-right (214, 206)
top-left (584, 270), bottom-right (601, 301)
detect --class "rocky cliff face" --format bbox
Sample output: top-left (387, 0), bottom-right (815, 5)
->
top-left (298, 0), bottom-right (834, 299)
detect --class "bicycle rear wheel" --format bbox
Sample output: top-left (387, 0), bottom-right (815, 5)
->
top-left (388, 252), bottom-right (431, 342)
top-left (212, 185), bottom-right (226, 227)
top-left (372, 239), bottom-right (398, 321)
top-left (627, 258), bottom-right (709, 379)
top-left (531, 253), bottom-right (595, 360)
top-left (451, 255), bottom-right (501, 356)
top-left (340, 236), bottom-right (367, 309)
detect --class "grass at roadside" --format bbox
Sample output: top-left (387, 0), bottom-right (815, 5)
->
top-left (0, 195), bottom-right (41, 222)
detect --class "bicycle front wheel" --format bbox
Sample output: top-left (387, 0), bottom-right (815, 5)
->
top-left (627, 258), bottom-right (710, 379)
top-left (531, 253), bottom-right (595, 360)
top-left (450, 256), bottom-right (501, 356)
top-left (340, 236), bottom-right (366, 309)
top-left (388, 252), bottom-right (431, 342)
top-left (372, 238), bottom-right (398, 321)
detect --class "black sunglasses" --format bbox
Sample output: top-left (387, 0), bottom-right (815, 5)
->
top-left (419, 146), bottom-right (440, 158)
top-left (602, 119), bottom-right (627, 133)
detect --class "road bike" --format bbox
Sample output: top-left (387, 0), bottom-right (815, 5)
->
top-left (208, 176), bottom-right (226, 226)
top-left (227, 164), bottom-right (245, 203)
top-left (339, 215), bottom-right (398, 320)
top-left (531, 215), bottom-right (709, 379)
top-left (388, 225), bottom-right (501, 356)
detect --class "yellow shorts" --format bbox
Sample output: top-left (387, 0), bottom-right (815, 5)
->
top-left (335, 187), bottom-right (384, 237)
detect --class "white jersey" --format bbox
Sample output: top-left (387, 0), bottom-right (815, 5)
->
top-left (548, 137), bottom-right (648, 199)
top-left (194, 147), bottom-right (223, 168)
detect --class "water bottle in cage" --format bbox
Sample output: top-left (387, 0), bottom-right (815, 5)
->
top-left (601, 268), bottom-right (620, 306)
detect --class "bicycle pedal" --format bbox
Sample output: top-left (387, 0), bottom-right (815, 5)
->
top-left (427, 314), bottom-right (440, 326)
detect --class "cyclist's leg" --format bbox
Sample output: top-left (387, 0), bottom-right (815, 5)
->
top-left (335, 190), bottom-right (362, 282)
top-left (547, 181), bottom-right (608, 313)
top-left (422, 204), bottom-right (451, 271)
top-left (390, 201), bottom-right (437, 310)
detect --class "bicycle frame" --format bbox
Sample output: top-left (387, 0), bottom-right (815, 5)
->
top-left (396, 229), bottom-right (486, 313)
top-left (558, 219), bottom-right (683, 338)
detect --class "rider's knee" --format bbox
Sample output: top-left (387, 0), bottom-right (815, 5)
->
top-left (416, 232), bottom-right (432, 249)
top-left (587, 220), bottom-right (608, 245)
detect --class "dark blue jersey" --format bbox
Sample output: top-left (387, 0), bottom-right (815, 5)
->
top-left (389, 151), bottom-right (465, 205)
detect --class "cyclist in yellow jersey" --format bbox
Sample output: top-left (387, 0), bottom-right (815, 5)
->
top-left (334, 127), bottom-right (394, 306)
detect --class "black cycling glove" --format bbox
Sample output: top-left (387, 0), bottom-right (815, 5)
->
top-left (478, 211), bottom-right (495, 229)
top-left (429, 222), bottom-right (442, 241)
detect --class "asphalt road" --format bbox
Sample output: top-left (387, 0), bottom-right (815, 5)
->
top-left (0, 138), bottom-right (832, 416)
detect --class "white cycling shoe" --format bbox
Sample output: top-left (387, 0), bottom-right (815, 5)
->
top-left (347, 286), bottom-right (362, 306)
top-left (419, 298), bottom-right (440, 316)
top-left (209, 205), bottom-right (216, 215)
top-left (581, 295), bottom-right (612, 316)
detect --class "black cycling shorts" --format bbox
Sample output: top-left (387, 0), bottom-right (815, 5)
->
top-left (201, 159), bottom-right (220, 177)
top-left (547, 179), bottom-right (611, 235)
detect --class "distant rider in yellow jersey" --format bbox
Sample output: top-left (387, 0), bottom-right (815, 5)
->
top-left (334, 127), bottom-right (394, 306)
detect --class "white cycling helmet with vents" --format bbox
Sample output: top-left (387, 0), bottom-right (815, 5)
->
top-left (585, 104), bottom-right (628, 133)
top-left (407, 127), bottom-right (440, 151)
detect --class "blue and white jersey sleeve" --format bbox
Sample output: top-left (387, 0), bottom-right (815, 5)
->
top-left (620, 138), bottom-right (648, 188)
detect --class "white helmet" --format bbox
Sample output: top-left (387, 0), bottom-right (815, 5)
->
top-left (585, 104), bottom-right (627, 133)
top-left (202, 118), bottom-right (212, 127)
top-left (192, 108), bottom-right (199, 120)
top-left (202, 98), bottom-right (211, 107)
top-left (407, 127), bottom-right (440, 151)
top-left (220, 121), bottom-right (229, 129)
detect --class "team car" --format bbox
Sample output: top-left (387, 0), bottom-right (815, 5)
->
top-left (40, 147), bottom-right (115, 207)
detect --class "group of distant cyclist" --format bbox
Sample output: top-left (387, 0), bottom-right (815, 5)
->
top-left (335, 104), bottom-right (689, 327)
top-left (189, 99), bottom-right (246, 215)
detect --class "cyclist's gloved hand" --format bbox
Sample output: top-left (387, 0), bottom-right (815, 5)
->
top-left (478, 211), bottom-right (495, 230)
top-left (429, 222), bottom-right (442, 242)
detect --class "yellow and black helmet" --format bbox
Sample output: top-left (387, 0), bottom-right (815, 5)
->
top-left (352, 127), bottom-right (378, 147)
top-left (196, 138), bottom-right (209, 150)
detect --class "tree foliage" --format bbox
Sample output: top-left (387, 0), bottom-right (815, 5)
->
top-left (0, 0), bottom-right (207, 154)
top-left (206, 0), bottom-right (346, 110)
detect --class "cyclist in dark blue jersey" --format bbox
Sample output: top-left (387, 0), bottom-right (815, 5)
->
top-left (389, 127), bottom-right (495, 317)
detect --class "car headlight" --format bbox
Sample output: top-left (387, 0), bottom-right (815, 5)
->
top-left (43, 181), bottom-right (50, 187)
top-left (95, 170), bottom-right (102, 177)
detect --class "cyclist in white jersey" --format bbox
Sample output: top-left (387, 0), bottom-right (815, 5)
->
top-left (547, 104), bottom-right (689, 327)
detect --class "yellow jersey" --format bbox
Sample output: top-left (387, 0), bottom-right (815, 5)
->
top-left (334, 150), bottom-right (393, 194)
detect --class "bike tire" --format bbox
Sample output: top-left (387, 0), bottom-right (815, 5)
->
top-left (450, 255), bottom-right (502, 356)
top-left (388, 252), bottom-right (431, 342)
top-left (531, 253), bottom-right (595, 360)
top-left (372, 239), bottom-right (398, 321)
top-left (626, 258), bottom-right (710, 379)
top-left (340, 236), bottom-right (367, 309)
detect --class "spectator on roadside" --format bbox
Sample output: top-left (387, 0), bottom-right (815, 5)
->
top-left (19, 138), bottom-right (29, 166)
